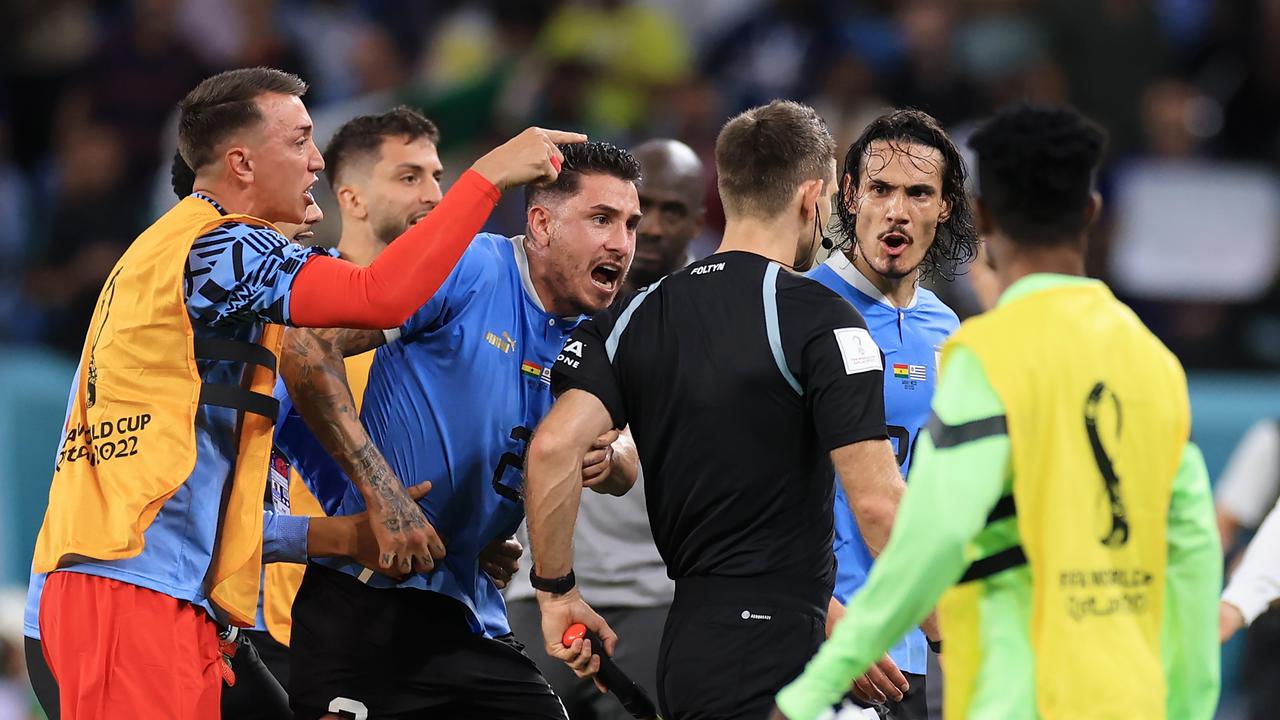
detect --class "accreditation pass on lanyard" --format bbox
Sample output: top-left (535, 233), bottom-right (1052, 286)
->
top-left (269, 448), bottom-right (291, 514)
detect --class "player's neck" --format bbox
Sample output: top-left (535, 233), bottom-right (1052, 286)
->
top-left (850, 252), bottom-right (917, 308)
top-left (995, 237), bottom-right (1086, 292)
top-left (190, 183), bottom-right (262, 218)
top-left (718, 215), bottom-right (804, 268)
top-left (336, 221), bottom-right (386, 268)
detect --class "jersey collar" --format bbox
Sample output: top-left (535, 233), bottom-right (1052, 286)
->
top-left (997, 273), bottom-right (1102, 307)
top-left (508, 235), bottom-right (546, 311)
top-left (191, 192), bottom-right (227, 215)
top-left (823, 251), bottom-right (919, 309)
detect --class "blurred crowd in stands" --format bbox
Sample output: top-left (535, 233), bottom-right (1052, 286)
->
top-left (0, 0), bottom-right (1277, 367)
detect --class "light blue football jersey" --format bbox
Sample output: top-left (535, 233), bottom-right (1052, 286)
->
top-left (310, 234), bottom-right (582, 638)
top-left (808, 251), bottom-right (959, 674)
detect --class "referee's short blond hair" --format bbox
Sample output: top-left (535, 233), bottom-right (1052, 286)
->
top-left (715, 100), bottom-right (835, 220)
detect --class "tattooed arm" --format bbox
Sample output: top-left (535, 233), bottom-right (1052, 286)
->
top-left (280, 326), bottom-right (446, 575)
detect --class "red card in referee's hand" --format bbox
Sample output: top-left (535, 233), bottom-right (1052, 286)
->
top-left (562, 623), bottom-right (662, 720)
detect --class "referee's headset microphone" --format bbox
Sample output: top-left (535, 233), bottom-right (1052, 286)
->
top-left (781, 202), bottom-right (840, 272)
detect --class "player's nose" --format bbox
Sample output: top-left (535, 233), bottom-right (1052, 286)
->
top-left (884, 190), bottom-right (908, 222)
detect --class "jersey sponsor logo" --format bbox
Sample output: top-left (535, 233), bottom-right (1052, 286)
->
top-left (556, 340), bottom-right (584, 369)
top-left (833, 327), bottom-right (881, 375)
top-left (689, 262), bottom-right (725, 275)
top-left (892, 363), bottom-right (928, 381)
top-left (740, 609), bottom-right (772, 621)
top-left (485, 330), bottom-right (516, 353)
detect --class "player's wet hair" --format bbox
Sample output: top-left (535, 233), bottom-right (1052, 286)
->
top-left (171, 151), bottom-right (196, 198)
top-left (178, 67), bottom-right (309, 172)
top-left (969, 103), bottom-right (1107, 247)
top-left (839, 109), bottom-right (977, 281)
top-left (324, 106), bottom-right (441, 189)
top-left (715, 100), bottom-right (835, 219)
top-left (524, 141), bottom-right (642, 209)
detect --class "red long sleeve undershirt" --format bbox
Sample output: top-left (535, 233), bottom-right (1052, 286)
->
top-left (288, 169), bottom-right (501, 329)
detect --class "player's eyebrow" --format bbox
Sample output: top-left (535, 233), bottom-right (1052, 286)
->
top-left (295, 123), bottom-right (313, 136)
top-left (393, 163), bottom-right (424, 174)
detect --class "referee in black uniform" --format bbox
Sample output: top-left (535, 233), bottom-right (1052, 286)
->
top-left (524, 100), bottom-right (907, 720)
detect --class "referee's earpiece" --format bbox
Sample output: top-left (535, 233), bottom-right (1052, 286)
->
top-left (815, 203), bottom-right (834, 250)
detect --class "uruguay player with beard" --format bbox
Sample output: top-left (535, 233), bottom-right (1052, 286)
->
top-left (807, 109), bottom-right (978, 719)
top-left (279, 142), bottom-right (642, 720)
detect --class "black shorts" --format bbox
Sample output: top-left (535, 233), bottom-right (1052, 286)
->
top-left (25, 635), bottom-right (59, 720)
top-left (221, 628), bottom-right (291, 720)
top-left (289, 563), bottom-right (567, 720)
top-left (658, 576), bottom-right (827, 720)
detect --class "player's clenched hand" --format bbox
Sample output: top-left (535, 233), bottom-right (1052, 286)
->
top-left (470, 127), bottom-right (588, 190)
top-left (581, 429), bottom-right (620, 489)
top-left (538, 588), bottom-right (617, 693)
top-left (850, 654), bottom-right (908, 705)
top-left (345, 482), bottom-right (437, 580)
top-left (367, 479), bottom-right (446, 576)
top-left (479, 536), bottom-right (522, 589)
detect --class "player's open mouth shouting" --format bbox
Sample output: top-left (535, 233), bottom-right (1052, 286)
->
top-left (590, 260), bottom-right (623, 293)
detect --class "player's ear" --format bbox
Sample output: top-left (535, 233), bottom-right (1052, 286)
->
top-left (526, 204), bottom-right (553, 249)
top-left (225, 146), bottom-right (253, 185)
top-left (1083, 191), bottom-right (1103, 229)
top-left (841, 172), bottom-right (859, 220)
top-left (336, 185), bottom-right (366, 220)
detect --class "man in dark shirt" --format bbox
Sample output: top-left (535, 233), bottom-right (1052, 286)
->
top-left (524, 100), bottom-right (907, 720)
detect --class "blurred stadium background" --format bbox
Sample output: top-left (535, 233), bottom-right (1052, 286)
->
top-left (0, 0), bottom-right (1277, 717)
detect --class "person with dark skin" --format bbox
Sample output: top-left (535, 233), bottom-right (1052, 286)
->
top-left (625, 139), bottom-right (707, 291)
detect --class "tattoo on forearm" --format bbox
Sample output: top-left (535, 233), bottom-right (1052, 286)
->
top-left (281, 328), bottom-right (421, 534)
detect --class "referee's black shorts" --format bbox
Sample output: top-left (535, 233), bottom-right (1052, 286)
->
top-left (658, 576), bottom-right (827, 720)
top-left (289, 563), bottom-right (566, 720)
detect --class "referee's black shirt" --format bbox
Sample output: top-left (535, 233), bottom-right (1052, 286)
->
top-left (550, 251), bottom-right (887, 596)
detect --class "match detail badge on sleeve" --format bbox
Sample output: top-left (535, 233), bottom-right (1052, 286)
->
top-left (833, 327), bottom-right (882, 375)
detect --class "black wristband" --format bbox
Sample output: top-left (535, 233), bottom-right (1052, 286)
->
top-left (530, 569), bottom-right (576, 595)
top-left (928, 638), bottom-right (942, 654)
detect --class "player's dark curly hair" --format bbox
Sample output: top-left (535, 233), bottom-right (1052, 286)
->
top-left (838, 109), bottom-right (978, 281)
top-left (525, 141), bottom-right (641, 209)
top-left (968, 103), bottom-right (1106, 247)
top-left (171, 151), bottom-right (196, 198)
top-left (324, 106), bottom-right (440, 188)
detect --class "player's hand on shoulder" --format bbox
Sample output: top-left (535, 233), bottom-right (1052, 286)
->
top-left (479, 535), bottom-right (522, 589)
top-left (538, 588), bottom-right (618, 692)
top-left (367, 479), bottom-right (447, 577)
top-left (470, 127), bottom-right (588, 190)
